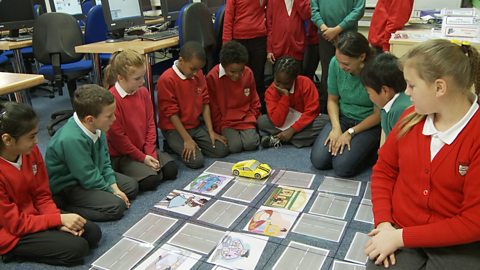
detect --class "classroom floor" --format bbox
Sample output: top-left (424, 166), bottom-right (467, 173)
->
top-left (1, 85), bottom-right (374, 270)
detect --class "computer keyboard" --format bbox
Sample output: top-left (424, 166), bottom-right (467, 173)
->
top-left (1, 35), bottom-right (32, 42)
top-left (140, 28), bottom-right (179, 41)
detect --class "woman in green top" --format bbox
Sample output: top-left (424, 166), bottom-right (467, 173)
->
top-left (310, 31), bottom-right (380, 177)
top-left (310, 0), bottom-right (365, 113)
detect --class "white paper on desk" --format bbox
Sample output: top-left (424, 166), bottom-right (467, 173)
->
top-left (275, 108), bottom-right (301, 131)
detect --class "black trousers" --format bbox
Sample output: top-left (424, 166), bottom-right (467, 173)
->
top-left (318, 35), bottom-right (336, 114)
top-left (53, 172), bottom-right (139, 222)
top-left (3, 221), bottom-right (101, 266)
top-left (235, 36), bottom-right (267, 112)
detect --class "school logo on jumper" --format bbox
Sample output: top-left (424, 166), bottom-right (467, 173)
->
top-left (32, 163), bottom-right (38, 176)
top-left (458, 162), bottom-right (469, 176)
top-left (244, 88), bottom-right (250, 96)
top-left (196, 87), bottom-right (203, 94)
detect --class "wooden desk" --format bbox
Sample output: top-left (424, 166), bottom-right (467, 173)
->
top-left (390, 27), bottom-right (480, 57)
top-left (0, 40), bottom-right (34, 105)
top-left (0, 72), bottom-right (44, 103)
top-left (75, 36), bottom-right (179, 93)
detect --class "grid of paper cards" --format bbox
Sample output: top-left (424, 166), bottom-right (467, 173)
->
top-left (91, 162), bottom-right (374, 270)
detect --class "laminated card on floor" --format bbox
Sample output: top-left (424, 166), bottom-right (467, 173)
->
top-left (155, 190), bottom-right (210, 216)
top-left (292, 213), bottom-right (346, 242)
top-left (332, 260), bottom-right (366, 270)
top-left (92, 238), bottom-right (153, 270)
top-left (270, 170), bottom-right (315, 188)
top-left (133, 244), bottom-right (201, 270)
top-left (184, 173), bottom-right (234, 196)
top-left (345, 232), bottom-right (370, 265)
top-left (207, 232), bottom-right (268, 270)
top-left (123, 213), bottom-right (177, 244)
top-left (318, 176), bottom-right (361, 196)
top-left (354, 199), bottom-right (374, 224)
top-left (197, 200), bottom-right (248, 228)
top-left (272, 241), bottom-right (329, 270)
top-left (221, 180), bottom-right (265, 203)
top-left (244, 206), bottom-right (299, 238)
top-left (263, 185), bottom-right (313, 212)
top-left (167, 223), bottom-right (225, 255)
top-left (309, 192), bottom-right (351, 220)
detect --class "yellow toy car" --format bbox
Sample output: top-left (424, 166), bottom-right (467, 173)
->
top-left (231, 160), bottom-right (272, 179)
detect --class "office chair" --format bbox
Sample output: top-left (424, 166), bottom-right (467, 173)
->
top-left (212, 4), bottom-right (225, 64)
top-left (0, 51), bottom-right (9, 66)
top-left (81, 0), bottom-right (94, 17)
top-left (84, 5), bottom-right (111, 65)
top-left (177, 2), bottom-right (216, 72)
top-left (33, 12), bottom-right (93, 135)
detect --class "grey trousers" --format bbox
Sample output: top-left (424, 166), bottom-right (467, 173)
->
top-left (222, 128), bottom-right (259, 153)
top-left (111, 151), bottom-right (174, 181)
top-left (366, 242), bottom-right (480, 270)
top-left (257, 114), bottom-right (329, 148)
top-left (53, 172), bottom-right (138, 222)
top-left (163, 126), bottom-right (229, 169)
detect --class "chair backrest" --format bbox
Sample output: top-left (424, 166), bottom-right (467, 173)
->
top-left (177, 2), bottom-right (216, 71)
top-left (33, 3), bottom-right (45, 18)
top-left (85, 5), bottom-right (108, 44)
top-left (178, 2), bottom-right (215, 49)
top-left (81, 0), bottom-right (94, 17)
top-left (33, 13), bottom-right (85, 65)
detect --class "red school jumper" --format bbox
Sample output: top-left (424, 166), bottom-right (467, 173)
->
top-left (0, 146), bottom-right (62, 254)
top-left (157, 67), bottom-right (209, 131)
top-left (206, 64), bottom-right (261, 134)
top-left (372, 107), bottom-right (480, 247)
top-left (223, 0), bottom-right (268, 43)
top-left (265, 75), bottom-right (320, 132)
top-left (107, 85), bottom-right (157, 162)
top-left (266, 0), bottom-right (311, 61)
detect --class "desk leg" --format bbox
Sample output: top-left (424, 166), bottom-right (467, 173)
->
top-left (12, 49), bottom-right (32, 106)
top-left (144, 53), bottom-right (160, 148)
top-left (92, 53), bottom-right (102, 86)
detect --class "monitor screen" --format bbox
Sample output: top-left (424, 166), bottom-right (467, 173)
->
top-left (201, 0), bottom-right (224, 13)
top-left (160, 0), bottom-right (189, 22)
top-left (49, 0), bottom-right (83, 18)
top-left (0, 0), bottom-right (35, 36)
top-left (101, 0), bottom-right (144, 31)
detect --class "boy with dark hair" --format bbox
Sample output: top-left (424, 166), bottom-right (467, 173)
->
top-left (46, 84), bottom-right (138, 222)
top-left (360, 53), bottom-right (411, 145)
top-left (206, 41), bottom-right (261, 153)
top-left (157, 41), bottom-right (229, 169)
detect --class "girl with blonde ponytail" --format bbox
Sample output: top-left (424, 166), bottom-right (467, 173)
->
top-left (366, 39), bottom-right (480, 269)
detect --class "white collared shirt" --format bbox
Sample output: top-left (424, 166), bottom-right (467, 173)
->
top-left (172, 60), bottom-right (187, 80)
top-left (219, 64), bottom-right (226, 78)
top-left (0, 155), bottom-right (22, 170)
top-left (115, 82), bottom-right (132, 98)
top-left (284, 0), bottom-right (294, 16)
top-left (383, 93), bottom-right (400, 113)
top-left (73, 112), bottom-right (101, 143)
top-left (289, 82), bottom-right (295, 94)
top-left (423, 94), bottom-right (479, 160)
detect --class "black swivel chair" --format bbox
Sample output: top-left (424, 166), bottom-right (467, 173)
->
top-left (177, 2), bottom-right (216, 72)
top-left (33, 13), bottom-right (93, 135)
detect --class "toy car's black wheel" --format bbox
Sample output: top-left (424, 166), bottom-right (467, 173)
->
top-left (233, 170), bottom-right (240, 176)
top-left (254, 173), bottom-right (261, 179)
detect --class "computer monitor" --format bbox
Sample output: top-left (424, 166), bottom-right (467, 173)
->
top-left (201, 0), bottom-right (224, 14)
top-left (160, 0), bottom-right (189, 23)
top-left (141, 0), bottom-right (152, 11)
top-left (101, 0), bottom-right (145, 41)
top-left (49, 0), bottom-right (84, 20)
top-left (0, 0), bottom-right (36, 38)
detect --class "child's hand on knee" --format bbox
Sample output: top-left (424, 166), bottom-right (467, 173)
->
top-left (144, 155), bottom-right (160, 171)
top-left (60, 213), bottom-right (86, 232)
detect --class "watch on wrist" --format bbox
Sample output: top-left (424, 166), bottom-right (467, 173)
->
top-left (347, 127), bottom-right (355, 136)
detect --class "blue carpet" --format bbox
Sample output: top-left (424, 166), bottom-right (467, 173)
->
top-left (0, 89), bottom-right (373, 270)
